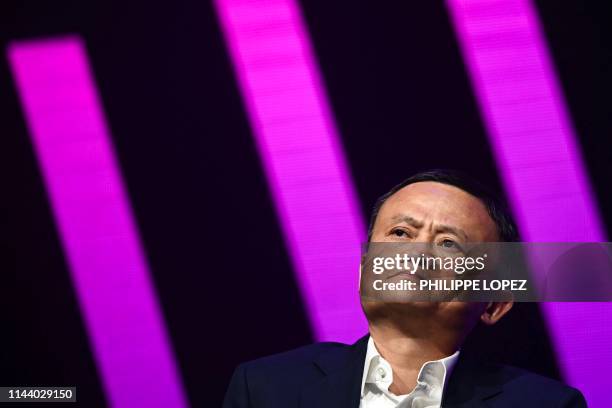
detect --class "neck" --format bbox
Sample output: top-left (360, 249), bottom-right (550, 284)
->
top-left (367, 306), bottom-right (464, 395)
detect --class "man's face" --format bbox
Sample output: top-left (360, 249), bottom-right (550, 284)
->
top-left (363, 181), bottom-right (501, 331)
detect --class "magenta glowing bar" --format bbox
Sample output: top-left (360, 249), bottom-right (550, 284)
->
top-left (447, 0), bottom-right (610, 405)
top-left (8, 37), bottom-right (188, 407)
top-left (214, 0), bottom-right (367, 342)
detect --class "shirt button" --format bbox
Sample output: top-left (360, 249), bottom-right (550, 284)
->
top-left (376, 367), bottom-right (386, 378)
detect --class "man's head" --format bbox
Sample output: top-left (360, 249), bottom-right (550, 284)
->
top-left (367, 169), bottom-right (518, 243)
top-left (362, 170), bottom-right (517, 340)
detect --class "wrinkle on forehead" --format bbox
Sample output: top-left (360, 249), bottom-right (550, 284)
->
top-left (376, 181), bottom-right (498, 242)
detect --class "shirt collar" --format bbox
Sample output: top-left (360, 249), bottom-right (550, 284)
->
top-left (360, 336), bottom-right (460, 398)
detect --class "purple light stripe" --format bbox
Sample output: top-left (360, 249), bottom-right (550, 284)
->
top-left (8, 37), bottom-right (188, 407)
top-left (447, 0), bottom-right (610, 405)
top-left (214, 0), bottom-right (367, 342)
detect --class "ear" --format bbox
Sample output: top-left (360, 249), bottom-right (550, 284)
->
top-left (358, 249), bottom-right (369, 293)
top-left (358, 263), bottom-right (363, 293)
top-left (480, 301), bottom-right (513, 325)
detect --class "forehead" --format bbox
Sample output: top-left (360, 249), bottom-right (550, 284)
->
top-left (377, 181), bottom-right (498, 240)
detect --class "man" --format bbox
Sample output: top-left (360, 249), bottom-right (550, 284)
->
top-left (223, 170), bottom-right (587, 407)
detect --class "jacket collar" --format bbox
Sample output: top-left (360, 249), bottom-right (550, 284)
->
top-left (300, 334), bottom-right (503, 408)
top-left (299, 334), bottom-right (369, 408)
top-left (441, 350), bottom-right (503, 407)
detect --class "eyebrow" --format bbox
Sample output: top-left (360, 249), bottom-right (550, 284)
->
top-left (389, 214), bottom-right (469, 241)
top-left (390, 214), bottom-right (423, 228)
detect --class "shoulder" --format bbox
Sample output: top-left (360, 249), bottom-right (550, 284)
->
top-left (225, 342), bottom-right (353, 407)
top-left (238, 341), bottom-right (349, 375)
top-left (493, 364), bottom-right (576, 391)
top-left (487, 364), bottom-right (587, 406)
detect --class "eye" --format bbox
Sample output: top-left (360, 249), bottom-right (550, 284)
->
top-left (438, 239), bottom-right (458, 248)
top-left (390, 228), bottom-right (410, 238)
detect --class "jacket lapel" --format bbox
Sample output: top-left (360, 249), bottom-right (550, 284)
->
top-left (299, 335), bottom-right (369, 408)
top-left (442, 353), bottom-right (503, 407)
top-left (298, 334), bottom-right (503, 408)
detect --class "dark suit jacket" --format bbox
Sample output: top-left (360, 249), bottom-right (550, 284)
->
top-left (223, 335), bottom-right (587, 407)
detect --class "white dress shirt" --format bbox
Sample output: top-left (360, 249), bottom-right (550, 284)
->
top-left (360, 337), bottom-right (460, 408)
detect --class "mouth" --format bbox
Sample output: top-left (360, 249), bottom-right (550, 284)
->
top-left (387, 271), bottom-right (424, 281)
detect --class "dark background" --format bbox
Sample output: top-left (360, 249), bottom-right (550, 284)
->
top-left (0, 1), bottom-right (611, 406)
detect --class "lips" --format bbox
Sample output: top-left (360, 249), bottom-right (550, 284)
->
top-left (387, 270), bottom-right (424, 281)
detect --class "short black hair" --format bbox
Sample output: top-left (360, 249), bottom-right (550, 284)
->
top-left (367, 169), bottom-right (519, 242)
